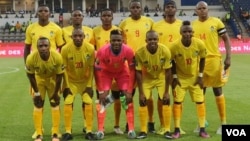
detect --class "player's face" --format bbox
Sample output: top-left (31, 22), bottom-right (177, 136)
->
top-left (110, 34), bottom-right (123, 54)
top-left (37, 6), bottom-right (50, 21)
top-left (72, 10), bottom-right (83, 26)
top-left (37, 39), bottom-right (50, 59)
top-left (101, 10), bottom-right (113, 25)
top-left (146, 32), bottom-right (159, 53)
top-left (164, 4), bottom-right (176, 17)
top-left (129, 2), bottom-right (141, 19)
top-left (196, 2), bottom-right (208, 19)
top-left (181, 25), bottom-right (193, 41)
top-left (72, 29), bottom-right (84, 47)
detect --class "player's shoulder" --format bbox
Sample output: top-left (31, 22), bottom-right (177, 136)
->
top-left (92, 25), bottom-right (101, 31)
top-left (83, 25), bottom-right (93, 31)
top-left (62, 25), bottom-right (72, 31)
top-left (49, 22), bottom-right (62, 29)
top-left (83, 42), bottom-right (95, 51)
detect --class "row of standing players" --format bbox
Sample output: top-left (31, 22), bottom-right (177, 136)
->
top-left (24, 0), bottom-right (231, 141)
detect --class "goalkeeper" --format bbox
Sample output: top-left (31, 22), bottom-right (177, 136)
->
top-left (94, 29), bottom-right (136, 140)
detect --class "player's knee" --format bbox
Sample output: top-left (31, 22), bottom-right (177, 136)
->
top-left (139, 100), bottom-right (147, 107)
top-left (50, 101), bottom-right (60, 107)
top-left (213, 87), bottom-right (222, 96)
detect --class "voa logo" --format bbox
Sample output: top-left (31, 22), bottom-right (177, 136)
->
top-left (226, 129), bottom-right (246, 136)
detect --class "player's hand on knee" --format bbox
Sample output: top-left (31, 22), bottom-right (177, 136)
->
top-left (50, 94), bottom-right (60, 107)
top-left (194, 77), bottom-right (203, 89)
top-left (125, 94), bottom-right (133, 104)
top-left (139, 94), bottom-right (147, 106)
top-left (83, 87), bottom-right (93, 98)
top-left (63, 88), bottom-right (72, 99)
top-left (99, 92), bottom-right (108, 106)
top-left (33, 95), bottom-right (43, 108)
top-left (162, 93), bottom-right (170, 105)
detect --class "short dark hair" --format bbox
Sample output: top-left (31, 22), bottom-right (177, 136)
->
top-left (100, 8), bottom-right (113, 15)
top-left (110, 29), bottom-right (122, 37)
top-left (37, 37), bottom-right (50, 46)
top-left (38, 4), bottom-right (50, 9)
top-left (129, 0), bottom-right (141, 7)
top-left (182, 20), bottom-right (191, 26)
top-left (164, 0), bottom-right (176, 8)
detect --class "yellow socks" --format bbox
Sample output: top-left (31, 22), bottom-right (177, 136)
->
top-left (216, 95), bottom-right (226, 124)
top-left (51, 106), bottom-right (60, 134)
top-left (84, 104), bottom-right (93, 133)
top-left (33, 107), bottom-right (43, 135)
top-left (64, 104), bottom-right (73, 133)
top-left (173, 104), bottom-right (181, 128)
top-left (139, 106), bottom-right (148, 133)
top-left (196, 103), bottom-right (206, 128)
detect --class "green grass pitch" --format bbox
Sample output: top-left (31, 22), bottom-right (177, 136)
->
top-left (0, 54), bottom-right (249, 141)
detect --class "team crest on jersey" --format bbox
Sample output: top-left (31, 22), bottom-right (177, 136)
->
top-left (177, 53), bottom-right (182, 57)
top-left (86, 54), bottom-right (90, 60)
top-left (159, 32), bottom-right (163, 36)
top-left (193, 51), bottom-right (199, 56)
top-left (50, 31), bottom-right (54, 37)
top-left (85, 34), bottom-right (89, 39)
top-left (145, 23), bottom-right (150, 29)
top-left (210, 26), bottom-right (215, 32)
top-left (160, 58), bottom-right (165, 64)
top-left (143, 61), bottom-right (148, 65)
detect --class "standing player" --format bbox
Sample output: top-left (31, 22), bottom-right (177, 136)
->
top-left (152, 0), bottom-right (183, 135)
top-left (24, 4), bottom-right (65, 139)
top-left (25, 37), bottom-right (64, 141)
top-left (170, 21), bottom-right (210, 139)
top-left (95, 29), bottom-right (136, 140)
top-left (192, 1), bottom-right (231, 134)
top-left (62, 9), bottom-right (94, 45)
top-left (92, 8), bottom-right (124, 134)
top-left (62, 9), bottom-right (94, 134)
top-left (119, 0), bottom-right (155, 133)
top-left (61, 28), bottom-right (95, 140)
top-left (135, 30), bottom-right (172, 139)
top-left (24, 4), bottom-right (64, 62)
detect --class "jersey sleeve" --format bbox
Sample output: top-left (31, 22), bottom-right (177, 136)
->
top-left (25, 53), bottom-right (35, 74)
top-left (24, 25), bottom-right (32, 45)
top-left (55, 28), bottom-right (65, 47)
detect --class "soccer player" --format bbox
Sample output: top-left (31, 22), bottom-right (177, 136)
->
top-left (61, 28), bottom-right (95, 140)
top-left (24, 4), bottom-right (64, 62)
top-left (24, 4), bottom-right (65, 139)
top-left (170, 20), bottom-right (210, 139)
top-left (92, 8), bottom-right (124, 134)
top-left (192, 1), bottom-right (231, 134)
top-left (95, 29), bottom-right (136, 140)
top-left (119, 0), bottom-right (155, 133)
top-left (62, 9), bottom-right (94, 134)
top-left (62, 9), bottom-right (94, 45)
top-left (25, 37), bottom-right (64, 141)
top-left (135, 30), bottom-right (172, 139)
top-left (152, 0), bottom-right (183, 135)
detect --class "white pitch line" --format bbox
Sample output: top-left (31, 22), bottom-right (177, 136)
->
top-left (0, 67), bottom-right (20, 75)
